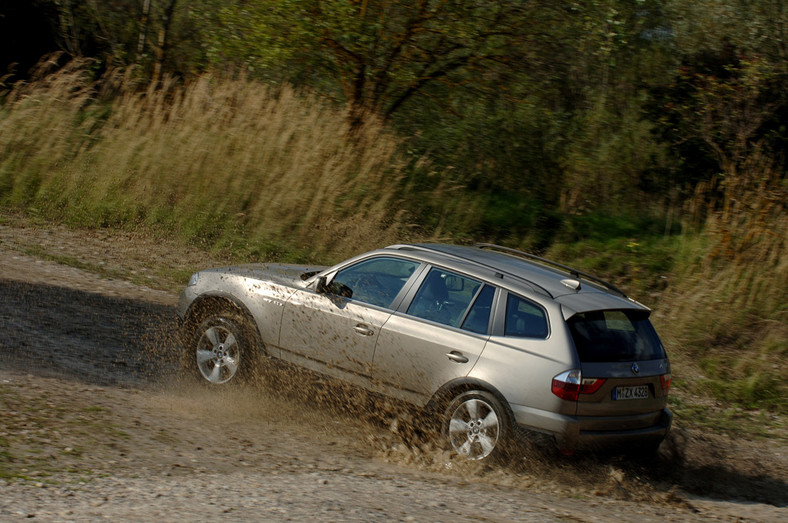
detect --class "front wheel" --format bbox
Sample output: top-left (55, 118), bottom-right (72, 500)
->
top-left (442, 390), bottom-right (512, 461)
top-left (191, 314), bottom-right (257, 385)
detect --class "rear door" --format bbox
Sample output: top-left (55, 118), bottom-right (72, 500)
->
top-left (372, 267), bottom-right (495, 403)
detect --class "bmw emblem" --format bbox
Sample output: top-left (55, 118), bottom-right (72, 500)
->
top-left (631, 363), bottom-right (640, 375)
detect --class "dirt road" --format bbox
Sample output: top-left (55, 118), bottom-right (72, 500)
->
top-left (0, 217), bottom-right (785, 521)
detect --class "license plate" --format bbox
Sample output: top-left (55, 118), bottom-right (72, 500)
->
top-left (613, 385), bottom-right (649, 400)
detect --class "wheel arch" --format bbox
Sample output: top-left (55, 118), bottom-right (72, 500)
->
top-left (183, 292), bottom-right (264, 351)
top-left (426, 377), bottom-right (516, 429)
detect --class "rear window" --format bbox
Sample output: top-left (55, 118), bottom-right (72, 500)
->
top-left (568, 310), bottom-right (666, 362)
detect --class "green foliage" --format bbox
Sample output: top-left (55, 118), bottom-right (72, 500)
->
top-left (33, 0), bottom-right (139, 64)
top-left (698, 367), bottom-right (784, 412)
top-left (668, 395), bottom-right (777, 438)
top-left (557, 212), bottom-right (669, 243)
top-left (548, 232), bottom-right (678, 298)
top-left (665, 0), bottom-right (788, 62)
top-left (193, 0), bottom-right (550, 122)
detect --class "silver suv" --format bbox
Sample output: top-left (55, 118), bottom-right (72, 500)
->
top-left (178, 243), bottom-right (672, 460)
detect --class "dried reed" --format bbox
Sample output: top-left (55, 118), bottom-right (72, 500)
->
top-left (1, 64), bottom-right (417, 262)
top-left (656, 148), bottom-right (787, 409)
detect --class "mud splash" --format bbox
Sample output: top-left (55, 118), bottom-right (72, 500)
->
top-left (162, 349), bottom-right (787, 509)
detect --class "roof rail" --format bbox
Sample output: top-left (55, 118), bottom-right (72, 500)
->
top-left (390, 244), bottom-right (554, 298)
top-left (474, 243), bottom-right (627, 298)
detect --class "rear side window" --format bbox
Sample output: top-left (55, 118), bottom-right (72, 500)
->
top-left (568, 310), bottom-right (666, 362)
top-left (504, 294), bottom-right (548, 338)
top-left (461, 285), bottom-right (495, 334)
top-left (407, 268), bottom-right (483, 329)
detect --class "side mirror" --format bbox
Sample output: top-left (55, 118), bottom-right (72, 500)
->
top-left (333, 282), bottom-right (353, 299)
top-left (315, 276), bottom-right (353, 299)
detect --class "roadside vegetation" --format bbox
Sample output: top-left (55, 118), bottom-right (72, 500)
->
top-left (0, 0), bottom-right (785, 432)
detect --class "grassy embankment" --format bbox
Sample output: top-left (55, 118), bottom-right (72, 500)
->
top-left (1, 64), bottom-right (785, 433)
top-left (0, 62), bottom-right (421, 262)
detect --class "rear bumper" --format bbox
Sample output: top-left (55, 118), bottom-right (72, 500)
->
top-left (510, 403), bottom-right (673, 450)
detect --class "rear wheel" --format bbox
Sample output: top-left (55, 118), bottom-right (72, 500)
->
top-left (443, 390), bottom-right (512, 461)
top-left (190, 313), bottom-right (258, 385)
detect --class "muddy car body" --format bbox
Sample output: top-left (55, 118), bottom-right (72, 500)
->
top-left (178, 243), bottom-right (672, 460)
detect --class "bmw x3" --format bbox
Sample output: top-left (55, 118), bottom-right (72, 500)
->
top-left (178, 243), bottom-right (672, 460)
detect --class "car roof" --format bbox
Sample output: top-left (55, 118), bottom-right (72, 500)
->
top-left (384, 243), bottom-right (648, 314)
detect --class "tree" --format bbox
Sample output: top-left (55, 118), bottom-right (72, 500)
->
top-left (151, 0), bottom-right (179, 84)
top-left (197, 0), bottom-right (551, 125)
top-left (24, 0), bottom-right (189, 84)
top-left (652, 0), bottom-right (788, 182)
top-left (38, 0), bottom-right (140, 65)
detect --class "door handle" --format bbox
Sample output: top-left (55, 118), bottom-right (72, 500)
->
top-left (446, 351), bottom-right (469, 364)
top-left (353, 324), bottom-right (374, 336)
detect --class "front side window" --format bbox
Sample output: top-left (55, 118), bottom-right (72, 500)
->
top-left (504, 294), bottom-right (548, 338)
top-left (332, 257), bottom-right (419, 308)
top-left (407, 268), bottom-right (485, 329)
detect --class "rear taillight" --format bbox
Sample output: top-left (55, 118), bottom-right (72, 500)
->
top-left (552, 370), bottom-right (606, 402)
top-left (660, 373), bottom-right (671, 392)
top-left (551, 370), bottom-right (580, 401)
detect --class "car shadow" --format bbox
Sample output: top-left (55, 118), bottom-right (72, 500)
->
top-left (503, 426), bottom-right (788, 508)
top-left (0, 278), bottom-right (179, 387)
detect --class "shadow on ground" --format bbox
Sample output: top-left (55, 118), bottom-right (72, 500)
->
top-left (0, 278), bottom-right (178, 386)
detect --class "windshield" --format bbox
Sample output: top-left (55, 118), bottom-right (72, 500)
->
top-left (568, 310), bottom-right (666, 363)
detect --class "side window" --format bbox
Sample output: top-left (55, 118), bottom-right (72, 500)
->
top-left (461, 285), bottom-right (496, 334)
top-left (332, 257), bottom-right (419, 308)
top-left (407, 268), bottom-right (483, 329)
top-left (504, 294), bottom-right (548, 338)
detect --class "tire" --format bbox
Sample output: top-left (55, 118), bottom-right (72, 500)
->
top-left (442, 390), bottom-right (513, 461)
top-left (189, 313), bottom-right (258, 385)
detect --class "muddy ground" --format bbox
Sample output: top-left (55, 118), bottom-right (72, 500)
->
top-left (0, 214), bottom-right (785, 521)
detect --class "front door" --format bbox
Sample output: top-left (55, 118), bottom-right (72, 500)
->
top-left (278, 256), bottom-right (421, 381)
top-left (279, 290), bottom-right (390, 378)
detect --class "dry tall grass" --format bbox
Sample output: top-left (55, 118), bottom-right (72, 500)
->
top-left (656, 150), bottom-right (787, 410)
top-left (0, 60), bottom-right (95, 204)
top-left (0, 62), bottom-right (416, 262)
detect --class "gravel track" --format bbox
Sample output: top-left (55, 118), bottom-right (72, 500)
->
top-left (0, 216), bottom-right (785, 521)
